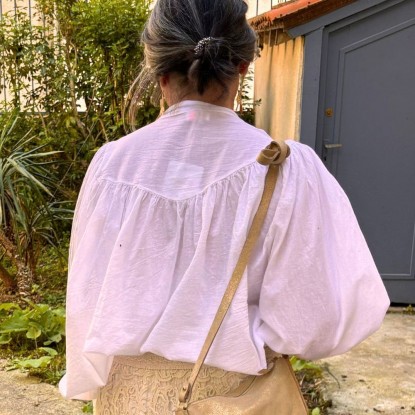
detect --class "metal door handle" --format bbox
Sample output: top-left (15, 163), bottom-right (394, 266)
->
top-left (324, 143), bottom-right (343, 149)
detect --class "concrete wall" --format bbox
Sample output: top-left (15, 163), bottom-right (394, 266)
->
top-left (254, 31), bottom-right (304, 141)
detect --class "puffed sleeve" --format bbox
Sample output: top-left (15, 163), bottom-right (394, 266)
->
top-left (68, 144), bottom-right (109, 265)
top-left (60, 144), bottom-right (113, 400)
top-left (257, 141), bottom-right (390, 360)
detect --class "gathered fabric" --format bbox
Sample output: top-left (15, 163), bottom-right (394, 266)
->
top-left (60, 101), bottom-right (389, 401)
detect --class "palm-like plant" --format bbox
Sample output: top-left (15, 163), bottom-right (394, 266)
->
top-left (0, 114), bottom-right (66, 297)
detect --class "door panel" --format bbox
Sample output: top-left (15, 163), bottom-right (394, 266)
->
top-left (321, 1), bottom-right (415, 302)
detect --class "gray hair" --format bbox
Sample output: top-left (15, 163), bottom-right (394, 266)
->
top-left (126, 0), bottom-right (257, 125)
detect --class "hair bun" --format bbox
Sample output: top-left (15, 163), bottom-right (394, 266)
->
top-left (137, 0), bottom-right (257, 98)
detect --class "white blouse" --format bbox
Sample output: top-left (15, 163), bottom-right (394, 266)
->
top-left (59, 101), bottom-right (389, 400)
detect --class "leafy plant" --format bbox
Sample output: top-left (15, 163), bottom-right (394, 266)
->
top-left (70, 0), bottom-right (151, 137)
top-left (35, 236), bottom-right (70, 307)
top-left (13, 346), bottom-right (58, 369)
top-left (290, 357), bottom-right (330, 414)
top-left (82, 401), bottom-right (94, 413)
top-left (403, 304), bottom-right (414, 315)
top-left (0, 113), bottom-right (66, 296)
top-left (0, 301), bottom-right (65, 347)
top-left (236, 67), bottom-right (261, 125)
top-left (10, 346), bottom-right (65, 384)
top-left (0, 4), bottom-right (156, 297)
top-left (0, 301), bottom-right (65, 383)
top-left (290, 356), bottom-right (322, 374)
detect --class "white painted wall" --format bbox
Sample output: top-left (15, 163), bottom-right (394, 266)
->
top-left (246, 0), bottom-right (292, 18)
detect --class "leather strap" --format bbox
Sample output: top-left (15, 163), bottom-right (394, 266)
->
top-left (178, 140), bottom-right (291, 409)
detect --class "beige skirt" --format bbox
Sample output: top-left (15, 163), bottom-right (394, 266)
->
top-left (94, 353), bottom-right (252, 415)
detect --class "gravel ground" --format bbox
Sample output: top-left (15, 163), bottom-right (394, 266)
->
top-left (0, 360), bottom-right (84, 415)
top-left (319, 310), bottom-right (415, 415)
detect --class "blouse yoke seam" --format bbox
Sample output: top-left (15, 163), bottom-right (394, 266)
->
top-left (95, 161), bottom-right (262, 203)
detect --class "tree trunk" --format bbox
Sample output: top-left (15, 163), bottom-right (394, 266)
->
top-left (0, 230), bottom-right (34, 298)
top-left (16, 264), bottom-right (35, 298)
top-left (0, 262), bottom-right (17, 291)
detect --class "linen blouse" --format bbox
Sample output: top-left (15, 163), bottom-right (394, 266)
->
top-left (59, 100), bottom-right (390, 400)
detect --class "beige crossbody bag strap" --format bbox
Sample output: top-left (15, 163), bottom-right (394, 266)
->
top-left (178, 140), bottom-right (290, 410)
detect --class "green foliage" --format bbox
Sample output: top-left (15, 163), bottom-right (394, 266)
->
top-left (13, 346), bottom-right (58, 369)
top-left (68, 0), bottom-right (153, 140)
top-left (236, 67), bottom-right (261, 125)
top-left (10, 346), bottom-right (66, 384)
top-left (0, 301), bottom-right (65, 347)
top-left (290, 356), bottom-right (322, 375)
top-left (0, 0), bottom-right (155, 191)
top-left (0, 9), bottom-right (36, 108)
top-left (0, 113), bottom-right (57, 203)
top-left (0, 112), bottom-right (69, 288)
top-left (403, 304), bottom-right (414, 315)
top-left (290, 357), bottom-right (329, 414)
top-left (0, 301), bottom-right (65, 383)
top-left (82, 401), bottom-right (94, 413)
top-left (0, 0), bottom-right (155, 295)
top-left (35, 236), bottom-right (70, 306)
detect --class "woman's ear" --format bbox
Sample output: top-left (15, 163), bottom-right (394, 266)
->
top-left (159, 74), bottom-right (170, 88)
top-left (239, 62), bottom-right (249, 76)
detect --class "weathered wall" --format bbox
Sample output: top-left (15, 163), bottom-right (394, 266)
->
top-left (254, 31), bottom-right (304, 141)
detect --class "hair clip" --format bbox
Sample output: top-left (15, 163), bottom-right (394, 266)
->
top-left (194, 37), bottom-right (214, 57)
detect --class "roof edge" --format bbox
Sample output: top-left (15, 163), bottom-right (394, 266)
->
top-left (250, 0), bottom-right (358, 32)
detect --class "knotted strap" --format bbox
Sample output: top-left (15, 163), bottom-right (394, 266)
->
top-left (177, 140), bottom-right (290, 411)
top-left (257, 139), bottom-right (291, 166)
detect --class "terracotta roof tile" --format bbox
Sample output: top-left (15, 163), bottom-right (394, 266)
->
top-left (250, 0), bottom-right (357, 31)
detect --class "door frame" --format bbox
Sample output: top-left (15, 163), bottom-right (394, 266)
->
top-left (292, 0), bottom-right (407, 151)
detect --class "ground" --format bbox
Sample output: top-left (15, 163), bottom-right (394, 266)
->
top-left (319, 310), bottom-right (415, 415)
top-left (0, 359), bottom-right (84, 415)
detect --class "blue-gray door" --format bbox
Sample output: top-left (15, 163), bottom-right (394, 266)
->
top-left (319, 0), bottom-right (415, 303)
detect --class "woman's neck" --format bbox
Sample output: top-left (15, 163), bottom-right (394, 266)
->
top-left (161, 73), bottom-right (239, 110)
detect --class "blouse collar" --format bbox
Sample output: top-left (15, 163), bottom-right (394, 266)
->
top-left (163, 100), bottom-right (238, 118)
